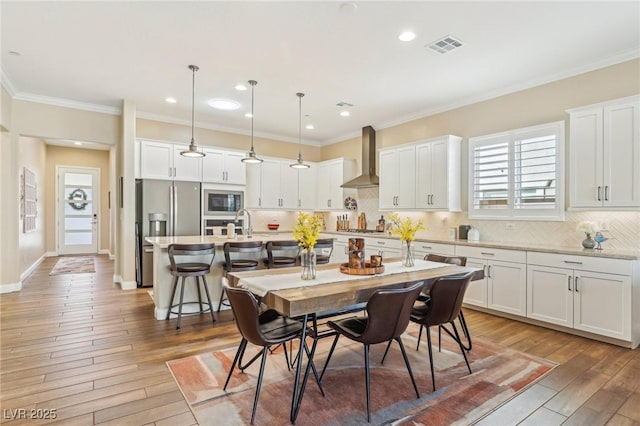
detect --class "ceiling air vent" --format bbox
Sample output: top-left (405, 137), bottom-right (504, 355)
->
top-left (427, 35), bottom-right (464, 54)
top-left (336, 101), bottom-right (354, 107)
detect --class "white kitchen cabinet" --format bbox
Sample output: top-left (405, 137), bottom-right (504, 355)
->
top-left (364, 236), bottom-right (402, 259)
top-left (414, 242), bottom-right (456, 260)
top-left (297, 165), bottom-right (317, 210)
top-left (568, 95), bottom-right (640, 209)
top-left (328, 234), bottom-right (350, 264)
top-left (526, 252), bottom-right (632, 341)
top-left (455, 246), bottom-right (527, 316)
top-left (202, 148), bottom-right (246, 185)
top-left (416, 136), bottom-right (462, 211)
top-left (379, 145), bottom-right (415, 209)
top-left (139, 140), bottom-right (202, 181)
top-left (245, 158), bottom-right (302, 209)
top-left (316, 158), bottom-right (356, 210)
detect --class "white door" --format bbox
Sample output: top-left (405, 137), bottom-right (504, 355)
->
top-left (57, 167), bottom-right (99, 255)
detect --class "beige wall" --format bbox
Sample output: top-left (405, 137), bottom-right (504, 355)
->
top-left (18, 137), bottom-right (47, 273)
top-left (13, 100), bottom-right (120, 145)
top-left (45, 146), bottom-right (111, 253)
top-left (137, 118), bottom-right (322, 161)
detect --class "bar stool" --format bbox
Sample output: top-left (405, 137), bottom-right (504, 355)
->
top-left (217, 241), bottom-right (263, 312)
top-left (314, 238), bottom-right (334, 265)
top-left (264, 240), bottom-right (300, 269)
top-left (166, 243), bottom-right (216, 330)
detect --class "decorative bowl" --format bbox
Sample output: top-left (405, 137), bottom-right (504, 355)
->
top-left (267, 223), bottom-right (280, 230)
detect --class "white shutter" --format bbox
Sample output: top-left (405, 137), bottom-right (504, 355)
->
top-left (514, 133), bottom-right (557, 209)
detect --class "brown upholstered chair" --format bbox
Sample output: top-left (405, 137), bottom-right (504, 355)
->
top-left (319, 281), bottom-right (425, 422)
top-left (314, 238), bottom-right (334, 264)
top-left (402, 271), bottom-right (475, 391)
top-left (217, 241), bottom-right (263, 312)
top-left (418, 254), bottom-right (472, 352)
top-left (264, 240), bottom-right (300, 269)
top-left (222, 285), bottom-right (323, 425)
top-left (166, 243), bottom-right (216, 330)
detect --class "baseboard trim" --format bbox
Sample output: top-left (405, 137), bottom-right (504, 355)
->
top-left (20, 254), bottom-right (47, 282)
top-left (0, 281), bottom-right (22, 294)
top-left (120, 280), bottom-right (137, 290)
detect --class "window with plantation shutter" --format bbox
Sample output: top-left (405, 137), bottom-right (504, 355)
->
top-left (469, 121), bottom-right (565, 220)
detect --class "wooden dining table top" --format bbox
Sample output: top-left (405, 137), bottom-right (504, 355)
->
top-left (226, 259), bottom-right (482, 317)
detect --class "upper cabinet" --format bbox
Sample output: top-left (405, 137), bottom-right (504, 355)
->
top-left (202, 148), bottom-right (246, 185)
top-left (378, 135), bottom-right (461, 211)
top-left (568, 95), bottom-right (640, 209)
top-left (379, 145), bottom-right (416, 209)
top-left (245, 158), bottom-right (314, 209)
top-left (416, 136), bottom-right (461, 211)
top-left (139, 140), bottom-right (202, 181)
top-left (316, 158), bottom-right (356, 210)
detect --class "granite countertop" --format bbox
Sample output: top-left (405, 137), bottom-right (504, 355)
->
top-left (320, 231), bottom-right (640, 260)
top-left (145, 231), bottom-right (294, 249)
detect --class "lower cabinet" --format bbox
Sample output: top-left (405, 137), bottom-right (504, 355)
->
top-left (414, 242), bottom-right (455, 260)
top-left (527, 252), bottom-right (632, 341)
top-left (329, 234), bottom-right (349, 264)
top-left (365, 237), bottom-right (401, 260)
top-left (455, 246), bottom-right (527, 316)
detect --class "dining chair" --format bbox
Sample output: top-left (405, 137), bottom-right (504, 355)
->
top-left (165, 243), bottom-right (216, 330)
top-left (217, 241), bottom-right (263, 312)
top-left (314, 238), bottom-right (334, 264)
top-left (222, 285), bottom-right (324, 425)
top-left (319, 281), bottom-right (425, 422)
top-left (264, 240), bottom-right (300, 269)
top-left (396, 271), bottom-right (475, 392)
top-left (418, 254), bottom-right (472, 352)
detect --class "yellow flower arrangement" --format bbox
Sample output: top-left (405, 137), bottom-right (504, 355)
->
top-left (386, 213), bottom-right (427, 242)
top-left (292, 212), bottom-right (323, 249)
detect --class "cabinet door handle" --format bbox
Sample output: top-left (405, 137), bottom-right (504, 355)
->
top-left (168, 167), bottom-right (172, 177)
top-left (328, 199), bottom-right (331, 208)
top-left (487, 265), bottom-right (492, 278)
top-left (563, 260), bottom-right (583, 265)
top-left (480, 252), bottom-right (495, 256)
top-left (575, 277), bottom-right (579, 292)
top-left (597, 186), bottom-right (602, 201)
top-left (604, 186), bottom-right (609, 201)
top-left (258, 197), bottom-right (261, 207)
top-left (429, 194), bottom-right (434, 205)
top-left (567, 276), bottom-right (572, 291)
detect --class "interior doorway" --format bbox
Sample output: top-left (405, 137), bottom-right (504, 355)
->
top-left (57, 166), bottom-right (100, 255)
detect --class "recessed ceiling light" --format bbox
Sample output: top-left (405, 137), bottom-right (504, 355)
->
top-left (74, 141), bottom-right (83, 146)
top-left (235, 84), bottom-right (247, 91)
top-left (398, 31), bottom-right (416, 42)
top-left (207, 98), bottom-right (241, 110)
top-left (306, 124), bottom-right (314, 130)
top-left (340, 110), bottom-right (350, 117)
top-left (165, 97), bottom-right (177, 103)
top-left (244, 113), bottom-right (253, 118)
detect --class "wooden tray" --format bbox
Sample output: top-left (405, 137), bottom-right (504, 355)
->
top-left (339, 262), bottom-right (385, 275)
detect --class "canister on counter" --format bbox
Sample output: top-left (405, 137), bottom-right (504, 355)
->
top-left (349, 250), bottom-right (365, 268)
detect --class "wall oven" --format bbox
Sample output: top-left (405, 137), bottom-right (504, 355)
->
top-left (202, 184), bottom-right (244, 216)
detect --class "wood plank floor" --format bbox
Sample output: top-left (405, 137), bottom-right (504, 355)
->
top-left (1, 255), bottom-right (638, 425)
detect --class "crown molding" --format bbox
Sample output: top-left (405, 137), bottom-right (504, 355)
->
top-left (136, 110), bottom-right (323, 148)
top-left (322, 49), bottom-right (640, 146)
top-left (12, 92), bottom-right (122, 115)
top-left (0, 70), bottom-right (17, 97)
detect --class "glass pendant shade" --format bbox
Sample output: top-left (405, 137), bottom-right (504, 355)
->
top-left (241, 80), bottom-right (263, 164)
top-left (290, 92), bottom-right (310, 169)
top-left (180, 64), bottom-right (205, 158)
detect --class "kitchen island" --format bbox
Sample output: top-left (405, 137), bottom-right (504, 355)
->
top-left (145, 233), bottom-right (301, 320)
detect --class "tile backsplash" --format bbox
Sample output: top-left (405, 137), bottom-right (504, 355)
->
top-left (250, 187), bottom-right (639, 251)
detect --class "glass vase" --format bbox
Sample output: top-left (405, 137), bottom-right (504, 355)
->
top-left (582, 233), bottom-right (596, 249)
top-left (301, 248), bottom-right (316, 280)
top-left (402, 240), bottom-right (415, 267)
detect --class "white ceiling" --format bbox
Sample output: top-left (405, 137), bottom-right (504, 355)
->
top-left (2, 1), bottom-right (639, 146)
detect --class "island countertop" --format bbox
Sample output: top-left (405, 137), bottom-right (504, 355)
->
top-left (145, 231), bottom-right (299, 248)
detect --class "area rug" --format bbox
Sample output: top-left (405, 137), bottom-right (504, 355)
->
top-left (167, 323), bottom-right (555, 425)
top-left (49, 256), bottom-right (96, 275)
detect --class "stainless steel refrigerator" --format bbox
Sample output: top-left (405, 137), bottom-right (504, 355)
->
top-left (135, 179), bottom-right (201, 287)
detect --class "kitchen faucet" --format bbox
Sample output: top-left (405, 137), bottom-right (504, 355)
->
top-left (234, 208), bottom-right (252, 238)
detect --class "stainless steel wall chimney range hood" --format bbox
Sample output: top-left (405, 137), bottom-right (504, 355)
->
top-left (341, 126), bottom-right (379, 188)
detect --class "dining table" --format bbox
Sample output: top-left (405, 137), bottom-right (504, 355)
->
top-left (226, 258), bottom-right (483, 423)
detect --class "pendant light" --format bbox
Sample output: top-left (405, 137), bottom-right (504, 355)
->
top-left (180, 65), bottom-right (205, 158)
top-left (241, 80), bottom-right (263, 164)
top-left (290, 92), bottom-right (310, 169)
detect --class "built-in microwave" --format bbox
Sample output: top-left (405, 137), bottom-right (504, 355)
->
top-left (203, 185), bottom-right (244, 216)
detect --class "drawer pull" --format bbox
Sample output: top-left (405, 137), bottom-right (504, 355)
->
top-left (377, 241), bottom-right (386, 245)
top-left (563, 260), bottom-right (583, 265)
top-left (480, 252), bottom-right (495, 256)
top-left (422, 246), bottom-right (432, 250)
